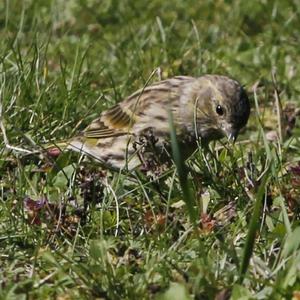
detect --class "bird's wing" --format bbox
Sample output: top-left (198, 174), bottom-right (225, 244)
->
top-left (83, 103), bottom-right (134, 138)
top-left (83, 76), bottom-right (194, 139)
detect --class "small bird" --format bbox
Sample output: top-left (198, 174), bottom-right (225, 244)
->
top-left (63, 75), bottom-right (250, 170)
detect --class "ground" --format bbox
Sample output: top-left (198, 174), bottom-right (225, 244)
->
top-left (1, 1), bottom-right (300, 299)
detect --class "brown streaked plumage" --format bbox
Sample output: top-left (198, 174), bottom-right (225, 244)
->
top-left (66, 75), bottom-right (250, 170)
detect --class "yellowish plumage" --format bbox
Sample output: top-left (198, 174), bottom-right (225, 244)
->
top-left (65, 75), bottom-right (250, 170)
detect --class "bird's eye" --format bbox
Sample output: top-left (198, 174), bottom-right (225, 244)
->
top-left (216, 105), bottom-right (224, 116)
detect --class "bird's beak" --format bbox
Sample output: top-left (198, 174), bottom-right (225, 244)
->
top-left (225, 126), bottom-right (239, 143)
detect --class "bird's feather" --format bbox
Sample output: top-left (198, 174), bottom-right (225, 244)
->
top-left (63, 75), bottom-right (250, 170)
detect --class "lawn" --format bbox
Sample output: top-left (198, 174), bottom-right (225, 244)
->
top-left (1, 0), bottom-right (300, 299)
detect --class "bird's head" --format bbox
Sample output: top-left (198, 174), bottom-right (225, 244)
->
top-left (195, 75), bottom-right (250, 142)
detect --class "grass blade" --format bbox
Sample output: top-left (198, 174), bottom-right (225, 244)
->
top-left (168, 110), bottom-right (198, 224)
top-left (238, 164), bottom-right (271, 283)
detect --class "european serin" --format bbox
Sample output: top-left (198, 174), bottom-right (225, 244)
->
top-left (63, 75), bottom-right (250, 170)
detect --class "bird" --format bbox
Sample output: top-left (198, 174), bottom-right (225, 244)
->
top-left (58, 75), bottom-right (250, 171)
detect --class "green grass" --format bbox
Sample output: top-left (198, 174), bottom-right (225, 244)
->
top-left (1, 0), bottom-right (300, 299)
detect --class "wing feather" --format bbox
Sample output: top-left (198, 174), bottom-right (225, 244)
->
top-left (82, 77), bottom-right (194, 139)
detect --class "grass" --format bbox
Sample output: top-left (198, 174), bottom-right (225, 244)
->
top-left (1, 0), bottom-right (300, 299)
